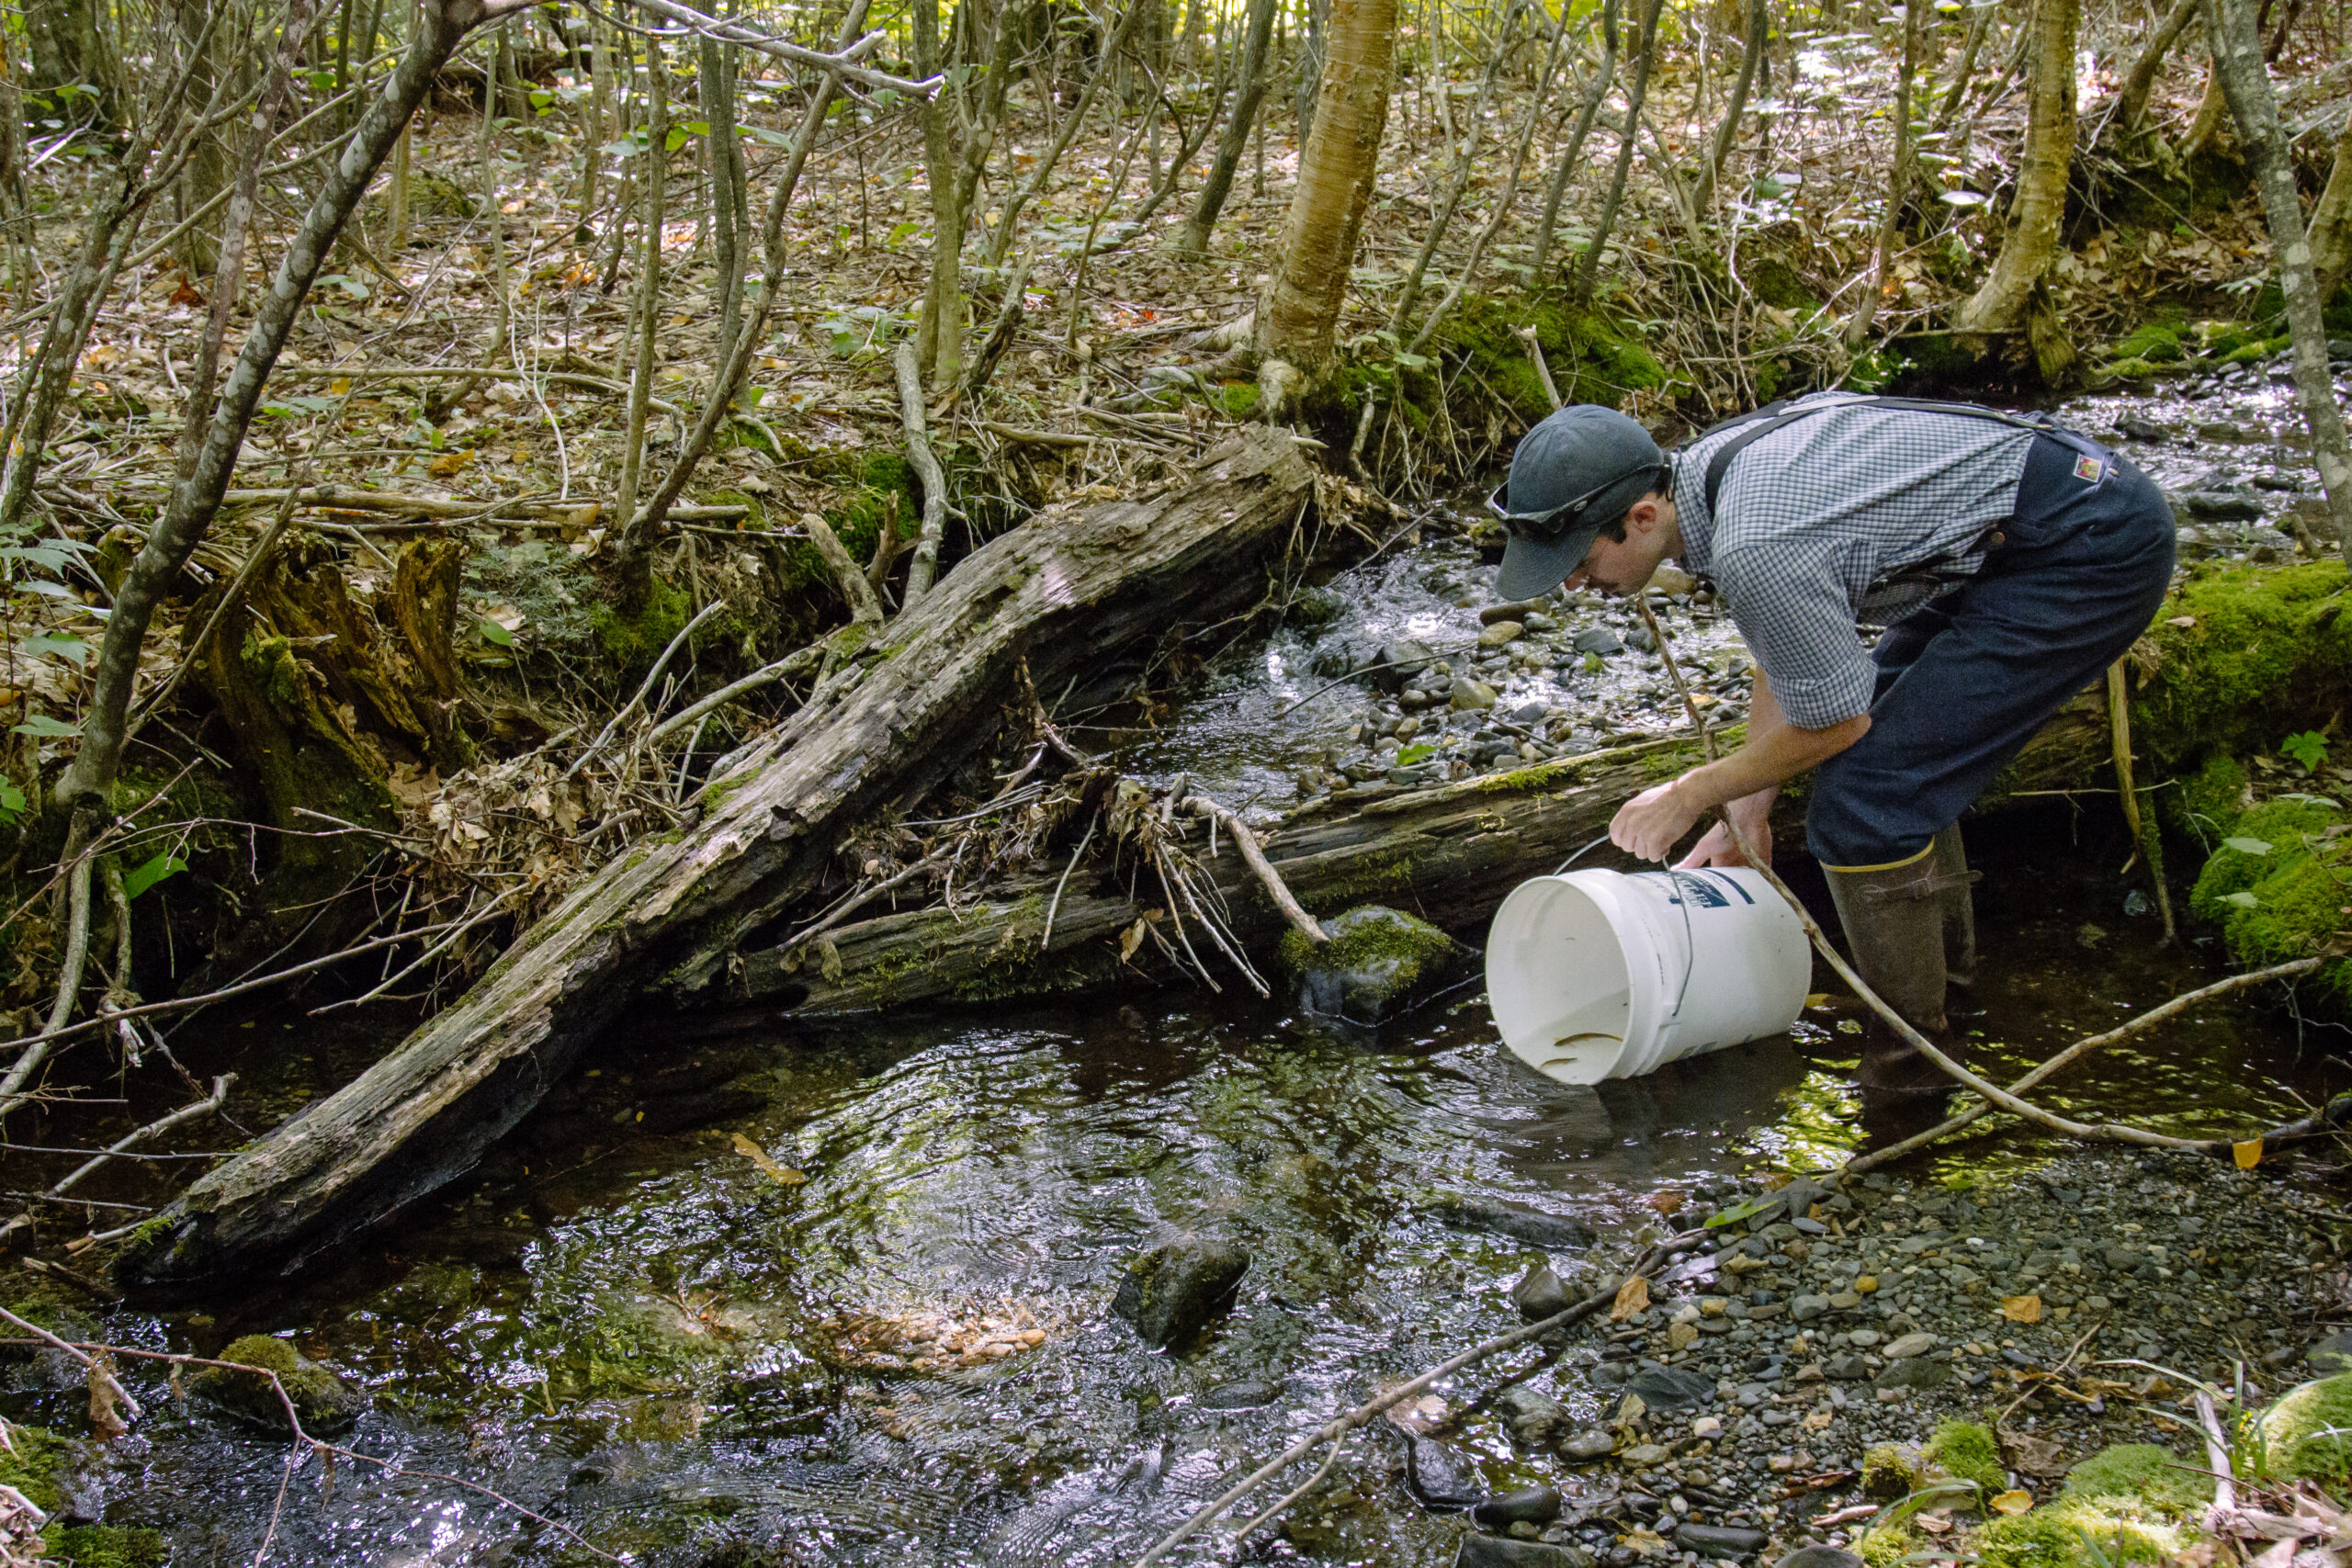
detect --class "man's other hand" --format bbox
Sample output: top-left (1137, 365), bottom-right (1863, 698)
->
top-left (1676, 818), bottom-right (1771, 869)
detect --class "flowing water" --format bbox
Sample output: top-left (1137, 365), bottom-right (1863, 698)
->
top-left (13, 371), bottom-right (2350, 1564)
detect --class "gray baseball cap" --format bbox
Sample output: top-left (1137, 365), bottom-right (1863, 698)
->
top-left (1491, 405), bottom-right (1666, 601)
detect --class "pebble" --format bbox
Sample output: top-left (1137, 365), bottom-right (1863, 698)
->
top-left (1775, 1551), bottom-right (1865, 1568)
top-left (2182, 491), bottom-right (2263, 521)
top-left (1405, 1434), bottom-right (1487, 1509)
top-left (1572, 626), bottom-right (1624, 656)
top-left (1883, 1332), bottom-right (1937, 1359)
top-left (1457, 1537), bottom-right (1593, 1568)
top-left (1481, 622), bottom-right (1526, 649)
top-left (1677, 1524), bottom-right (1769, 1558)
top-left (1627, 1364), bottom-right (1715, 1411)
top-left (1475, 1486), bottom-right (1564, 1529)
top-left (1562, 1429), bottom-right (1617, 1460)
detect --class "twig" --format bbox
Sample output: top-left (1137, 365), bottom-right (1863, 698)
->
top-left (2107, 660), bottom-right (2177, 941)
top-left (1227, 1428), bottom-right (1349, 1545)
top-left (2196, 1391), bottom-right (2239, 1517)
top-left (1180, 795), bottom-right (1325, 944)
top-left (1517, 324), bottom-right (1564, 412)
top-left (645, 644), bottom-right (823, 749)
top-left (0, 1074), bottom-right (234, 1246)
top-left (564, 601), bottom-right (725, 781)
top-left (1040, 817), bottom-right (1098, 952)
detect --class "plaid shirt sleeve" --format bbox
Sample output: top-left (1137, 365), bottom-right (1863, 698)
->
top-left (1711, 538), bottom-right (1880, 729)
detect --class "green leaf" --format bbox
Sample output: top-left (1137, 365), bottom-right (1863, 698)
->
top-left (2222, 890), bottom-right (2260, 909)
top-left (2222, 837), bottom-right (2273, 857)
top-left (677, 119), bottom-right (710, 137)
top-left (741, 124), bottom-right (794, 145)
top-left (18, 633), bottom-right (87, 665)
top-left (478, 618), bottom-right (514, 647)
top-left (11, 714), bottom-right (77, 739)
top-left (1396, 741), bottom-right (1435, 766)
top-left (663, 125), bottom-right (692, 152)
top-left (1704, 1196), bottom-right (1772, 1228)
top-left (2282, 730), bottom-right (2331, 771)
top-left (122, 851), bottom-right (187, 901)
top-left (0, 778), bottom-right (24, 822)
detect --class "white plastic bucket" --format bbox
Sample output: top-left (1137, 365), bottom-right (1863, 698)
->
top-left (1485, 868), bottom-right (1811, 1085)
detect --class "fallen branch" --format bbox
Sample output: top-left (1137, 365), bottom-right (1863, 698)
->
top-left (0, 1075), bottom-right (234, 1247)
top-left (271, 361), bottom-right (684, 416)
top-left (621, 1), bottom-right (940, 96)
top-left (1179, 794), bottom-right (1325, 944)
top-left (644, 645), bottom-right (824, 749)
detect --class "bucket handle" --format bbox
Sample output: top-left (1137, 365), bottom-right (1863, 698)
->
top-left (1555, 832), bottom-right (1701, 1021)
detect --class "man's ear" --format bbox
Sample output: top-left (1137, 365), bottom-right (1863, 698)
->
top-left (1623, 495), bottom-right (1662, 536)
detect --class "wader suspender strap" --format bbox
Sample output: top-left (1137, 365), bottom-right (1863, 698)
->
top-left (1698, 395), bottom-right (2059, 513)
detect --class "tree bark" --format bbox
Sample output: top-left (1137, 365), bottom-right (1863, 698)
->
top-left (1844, 0), bottom-right (1918, 348)
top-left (2116, 0), bottom-right (2199, 135)
top-left (58, 0), bottom-right (539, 818)
top-left (111, 431), bottom-right (1317, 1294)
top-left (2201, 0), bottom-right (2352, 558)
top-left (1953, 0), bottom-right (2077, 333)
top-left (1255, 0), bottom-right (1396, 380)
top-left (1388, 0), bottom-right (1525, 334)
top-left (1168, 0), bottom-right (1279, 258)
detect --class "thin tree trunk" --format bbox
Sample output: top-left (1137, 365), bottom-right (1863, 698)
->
top-left (1953, 0), bottom-right (2076, 333)
top-left (1845, 0), bottom-right (1918, 347)
top-left (478, 26), bottom-right (512, 364)
top-left (1575, 0), bottom-right (1661, 299)
top-left (700, 33), bottom-right (741, 361)
top-left (60, 0), bottom-right (539, 818)
top-left (1692, 0), bottom-right (1766, 212)
top-left (1932, 0), bottom-right (1988, 130)
top-left (1170, 0), bottom-right (1278, 256)
top-left (2307, 106), bottom-right (2352, 296)
top-left (2201, 0), bottom-right (2352, 558)
top-left (2117, 0), bottom-right (2199, 134)
top-left (1254, 0), bottom-right (1397, 380)
top-left (1530, 0), bottom-right (1616, 281)
top-left (614, 33), bottom-right (666, 555)
top-left (581, 17), bottom-right (610, 231)
top-left (982, 0), bottom-right (1154, 267)
top-left (1387, 0), bottom-right (1524, 333)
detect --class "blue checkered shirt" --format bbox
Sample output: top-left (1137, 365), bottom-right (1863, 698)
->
top-left (1672, 392), bottom-right (2035, 729)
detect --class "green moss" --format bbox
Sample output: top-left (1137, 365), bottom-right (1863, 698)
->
top-left (2258, 1372), bottom-right (2352, 1483)
top-left (1435, 296), bottom-right (1667, 421)
top-left (1745, 256), bottom-right (1821, 311)
top-left (1207, 380), bottom-right (1261, 419)
top-left (1974, 1499), bottom-right (2183, 1568)
top-left (2167, 752), bottom-right (2250, 843)
top-left (2133, 563), bottom-right (2352, 770)
top-left (0, 1421), bottom-right (64, 1511)
top-left (1857, 1522), bottom-right (1917, 1568)
top-left (1278, 904), bottom-right (1459, 1018)
top-left (1862, 1441), bottom-right (1922, 1496)
top-left (2187, 794), bottom-right (2352, 1008)
top-left (2107, 318), bottom-right (2187, 364)
top-left (191, 1333), bottom-right (367, 1434)
top-left (2061, 1442), bottom-right (2212, 1513)
top-left (1925, 1420), bottom-right (2005, 1499)
top-left (586, 573), bottom-right (694, 674)
top-left (54, 1525), bottom-right (168, 1568)
top-left (2098, 357), bottom-right (2163, 381)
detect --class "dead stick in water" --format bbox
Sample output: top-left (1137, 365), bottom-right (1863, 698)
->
top-left (1181, 794), bottom-right (1327, 944)
top-left (1634, 597), bottom-right (2316, 1161)
top-left (1128, 1231), bottom-right (1702, 1568)
top-left (2107, 660), bottom-right (2177, 942)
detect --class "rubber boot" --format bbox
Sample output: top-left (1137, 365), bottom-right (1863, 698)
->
top-left (1823, 854), bottom-right (1957, 1117)
top-left (1931, 822), bottom-right (1978, 991)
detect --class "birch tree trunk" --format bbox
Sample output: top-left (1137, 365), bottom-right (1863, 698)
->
top-left (1953, 0), bottom-right (2076, 333)
top-left (2201, 0), bottom-right (2352, 559)
top-left (1254, 0), bottom-right (1396, 383)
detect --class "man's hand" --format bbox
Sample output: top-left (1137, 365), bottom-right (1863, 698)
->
top-left (1677, 788), bottom-right (1776, 869)
top-left (1611, 780), bottom-right (1703, 863)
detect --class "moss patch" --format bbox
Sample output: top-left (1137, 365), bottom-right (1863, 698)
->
top-left (2258, 1372), bottom-right (2352, 1483)
top-left (191, 1333), bottom-right (368, 1436)
top-left (2135, 563), bottom-right (2352, 769)
top-left (1857, 1521), bottom-right (1917, 1568)
top-left (1279, 904), bottom-right (1462, 1022)
top-left (1973, 1497), bottom-right (2185, 1568)
top-left (2187, 795), bottom-right (2352, 1010)
top-left (1925, 1420), bottom-right (2005, 1500)
top-left (1862, 1441), bottom-right (1922, 1496)
top-left (2061, 1442), bottom-right (2213, 1512)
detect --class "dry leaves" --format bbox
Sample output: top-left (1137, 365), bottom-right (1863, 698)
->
top-left (729, 1132), bottom-right (806, 1185)
top-left (2001, 1294), bottom-right (2044, 1323)
top-left (1610, 1275), bottom-right (1650, 1321)
top-left (823, 1297), bottom-right (1066, 1373)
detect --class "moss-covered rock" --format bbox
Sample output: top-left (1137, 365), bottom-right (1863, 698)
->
top-left (0, 1420), bottom-right (166, 1566)
top-left (1856, 1521), bottom-right (1917, 1568)
top-left (54, 1525), bottom-right (168, 1568)
top-left (191, 1334), bottom-right (368, 1437)
top-left (1861, 1441), bottom-right (1923, 1497)
top-left (2135, 563), bottom-right (2352, 769)
top-left (2258, 1372), bottom-right (2352, 1483)
top-left (2060, 1441), bottom-right (2213, 1512)
top-left (2167, 752), bottom-right (2252, 843)
top-left (1924, 1420), bottom-right (2005, 1499)
top-left (2188, 795), bottom-right (2352, 1009)
top-left (1278, 904), bottom-right (1464, 1023)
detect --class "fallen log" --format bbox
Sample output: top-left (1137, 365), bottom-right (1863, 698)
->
top-left (736, 687), bottom-right (2116, 1016)
top-left (113, 430), bottom-right (1317, 1294)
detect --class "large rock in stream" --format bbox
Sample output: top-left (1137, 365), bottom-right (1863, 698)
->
top-left (1280, 905), bottom-right (1468, 1025)
top-left (191, 1334), bottom-right (368, 1436)
top-left (1111, 1232), bottom-right (1250, 1348)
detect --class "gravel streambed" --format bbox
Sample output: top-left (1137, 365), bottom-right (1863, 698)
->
top-left (1410, 1147), bottom-right (2346, 1568)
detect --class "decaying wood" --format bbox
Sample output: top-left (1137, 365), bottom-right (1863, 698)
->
top-left (112, 430), bottom-right (1316, 1293)
top-left (733, 689), bottom-right (2117, 1016)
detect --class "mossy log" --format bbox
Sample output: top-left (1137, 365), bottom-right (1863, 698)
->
top-left (735, 690), bottom-right (2116, 1016)
top-left (114, 431), bottom-right (1317, 1295)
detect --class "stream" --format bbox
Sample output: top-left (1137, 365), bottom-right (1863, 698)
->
top-left (12, 367), bottom-right (2352, 1565)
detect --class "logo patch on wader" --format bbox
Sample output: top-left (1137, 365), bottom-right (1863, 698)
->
top-left (2074, 454), bottom-right (2105, 483)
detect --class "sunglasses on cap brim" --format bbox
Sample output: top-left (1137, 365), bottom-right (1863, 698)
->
top-left (1484, 460), bottom-right (1668, 540)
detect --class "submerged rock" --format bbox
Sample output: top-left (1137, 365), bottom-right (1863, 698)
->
top-left (1626, 1364), bottom-right (1714, 1411)
top-left (1474, 1485), bottom-right (1562, 1529)
top-left (1511, 1262), bottom-right (1569, 1320)
top-left (1402, 1432), bottom-right (1485, 1509)
top-left (1111, 1232), bottom-right (1250, 1348)
top-left (1494, 1385), bottom-right (1572, 1447)
top-left (192, 1334), bottom-right (368, 1437)
top-left (1458, 1534), bottom-right (1591, 1568)
top-left (1282, 905), bottom-right (1466, 1025)
top-left (1429, 1197), bottom-right (1594, 1249)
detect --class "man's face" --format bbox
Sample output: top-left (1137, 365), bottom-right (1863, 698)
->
top-left (1564, 504), bottom-right (1673, 596)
